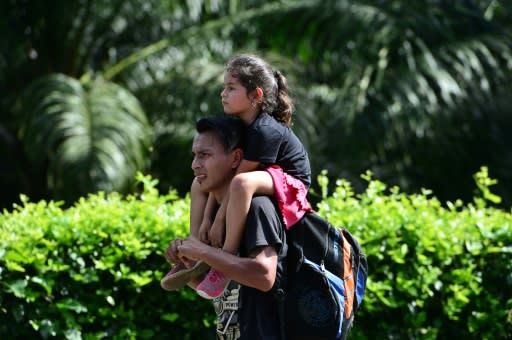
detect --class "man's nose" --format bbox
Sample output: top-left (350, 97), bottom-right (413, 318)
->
top-left (191, 157), bottom-right (200, 170)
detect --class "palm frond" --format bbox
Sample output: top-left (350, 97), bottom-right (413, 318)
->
top-left (21, 74), bottom-right (151, 201)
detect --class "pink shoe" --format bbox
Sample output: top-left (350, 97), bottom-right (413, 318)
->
top-left (160, 261), bottom-right (210, 291)
top-left (165, 263), bottom-right (186, 277)
top-left (196, 268), bottom-right (231, 299)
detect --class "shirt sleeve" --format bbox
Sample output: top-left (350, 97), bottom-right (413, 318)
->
top-left (242, 196), bottom-right (285, 257)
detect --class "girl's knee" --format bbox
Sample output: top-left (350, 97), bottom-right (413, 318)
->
top-left (230, 173), bottom-right (254, 194)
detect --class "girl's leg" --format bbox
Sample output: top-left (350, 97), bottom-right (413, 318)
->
top-left (196, 171), bottom-right (274, 299)
top-left (222, 171), bottom-right (274, 254)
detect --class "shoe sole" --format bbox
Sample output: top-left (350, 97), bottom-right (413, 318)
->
top-left (197, 288), bottom-right (218, 300)
top-left (160, 261), bottom-right (210, 291)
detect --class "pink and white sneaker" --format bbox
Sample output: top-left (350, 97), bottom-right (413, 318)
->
top-left (165, 262), bottom-right (186, 277)
top-left (196, 268), bottom-right (231, 299)
top-left (160, 261), bottom-right (210, 291)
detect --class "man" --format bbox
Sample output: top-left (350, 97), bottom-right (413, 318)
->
top-left (165, 115), bottom-right (287, 339)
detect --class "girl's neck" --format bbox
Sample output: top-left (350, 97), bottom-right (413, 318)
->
top-left (239, 108), bottom-right (261, 126)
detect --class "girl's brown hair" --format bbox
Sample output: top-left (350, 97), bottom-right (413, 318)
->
top-left (226, 54), bottom-right (293, 125)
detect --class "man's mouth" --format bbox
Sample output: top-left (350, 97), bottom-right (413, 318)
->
top-left (195, 174), bottom-right (206, 183)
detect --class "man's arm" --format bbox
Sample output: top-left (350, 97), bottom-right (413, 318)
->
top-left (177, 237), bottom-right (278, 292)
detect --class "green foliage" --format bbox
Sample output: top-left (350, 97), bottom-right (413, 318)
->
top-left (19, 74), bottom-right (152, 203)
top-left (1, 169), bottom-right (511, 339)
top-left (0, 173), bottom-right (214, 339)
top-left (3, 0), bottom-right (512, 212)
top-left (316, 167), bottom-right (512, 339)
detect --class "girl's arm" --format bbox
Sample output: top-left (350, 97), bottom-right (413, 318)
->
top-left (198, 193), bottom-right (217, 243)
top-left (207, 159), bottom-right (260, 247)
top-left (190, 178), bottom-right (208, 238)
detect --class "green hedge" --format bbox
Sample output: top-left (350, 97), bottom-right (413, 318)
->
top-left (1, 169), bottom-right (511, 339)
top-left (316, 167), bottom-right (512, 339)
top-left (0, 174), bottom-right (215, 340)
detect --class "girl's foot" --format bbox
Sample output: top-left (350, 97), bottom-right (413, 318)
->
top-left (196, 268), bottom-right (230, 299)
top-left (160, 261), bottom-right (210, 291)
top-left (164, 262), bottom-right (186, 277)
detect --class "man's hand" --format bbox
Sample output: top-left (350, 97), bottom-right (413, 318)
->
top-left (165, 237), bottom-right (195, 268)
top-left (164, 238), bottom-right (181, 264)
top-left (208, 215), bottom-right (226, 248)
top-left (178, 236), bottom-right (209, 262)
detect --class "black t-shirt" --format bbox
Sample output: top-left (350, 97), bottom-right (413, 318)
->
top-left (245, 112), bottom-right (311, 187)
top-left (237, 196), bottom-right (287, 340)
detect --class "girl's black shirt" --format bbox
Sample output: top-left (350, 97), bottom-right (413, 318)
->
top-left (245, 112), bottom-right (311, 187)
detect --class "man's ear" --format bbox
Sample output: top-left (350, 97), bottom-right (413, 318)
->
top-left (232, 149), bottom-right (243, 168)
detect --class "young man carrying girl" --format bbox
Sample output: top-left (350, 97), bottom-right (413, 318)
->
top-left (162, 54), bottom-right (312, 299)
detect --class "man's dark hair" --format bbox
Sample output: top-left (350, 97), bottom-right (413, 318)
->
top-left (195, 115), bottom-right (247, 152)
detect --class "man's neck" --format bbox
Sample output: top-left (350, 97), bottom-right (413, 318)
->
top-left (212, 185), bottom-right (229, 205)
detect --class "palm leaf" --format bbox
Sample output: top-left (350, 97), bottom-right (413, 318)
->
top-left (21, 74), bottom-right (151, 202)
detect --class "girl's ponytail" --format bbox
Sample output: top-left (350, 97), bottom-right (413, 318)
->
top-left (272, 70), bottom-right (293, 126)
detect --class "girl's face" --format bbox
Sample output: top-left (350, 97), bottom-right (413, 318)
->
top-left (221, 72), bottom-right (254, 118)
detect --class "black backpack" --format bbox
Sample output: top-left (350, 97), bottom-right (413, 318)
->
top-left (275, 212), bottom-right (368, 340)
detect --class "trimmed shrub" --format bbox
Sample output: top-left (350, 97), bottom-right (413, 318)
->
top-left (1, 168), bottom-right (511, 339)
top-left (316, 167), bottom-right (512, 339)
top-left (0, 173), bottom-right (215, 340)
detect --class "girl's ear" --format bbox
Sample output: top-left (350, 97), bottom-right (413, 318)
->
top-left (254, 87), bottom-right (264, 101)
top-left (250, 87), bottom-right (264, 102)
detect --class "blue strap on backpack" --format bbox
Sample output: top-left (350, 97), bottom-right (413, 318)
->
top-left (276, 212), bottom-right (368, 340)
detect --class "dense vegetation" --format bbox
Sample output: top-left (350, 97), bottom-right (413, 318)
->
top-left (2, 0), bottom-right (512, 210)
top-left (1, 170), bottom-right (510, 339)
top-left (2, 2), bottom-right (511, 337)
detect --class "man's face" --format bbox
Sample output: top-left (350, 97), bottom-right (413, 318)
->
top-left (191, 131), bottom-right (238, 196)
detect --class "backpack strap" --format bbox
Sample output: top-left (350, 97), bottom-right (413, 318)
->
top-left (274, 288), bottom-right (287, 340)
top-left (341, 231), bottom-right (355, 318)
top-left (272, 214), bottom-right (290, 340)
top-left (341, 228), bottom-right (368, 310)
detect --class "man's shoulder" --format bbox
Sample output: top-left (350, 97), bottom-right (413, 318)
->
top-left (247, 195), bottom-right (282, 228)
top-left (249, 195), bottom-right (279, 211)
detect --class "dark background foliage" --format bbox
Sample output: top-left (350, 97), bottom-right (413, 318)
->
top-left (1, 0), bottom-right (511, 210)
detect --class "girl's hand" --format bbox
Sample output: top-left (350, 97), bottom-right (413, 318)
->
top-left (208, 216), bottom-right (226, 248)
top-left (198, 218), bottom-right (212, 244)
